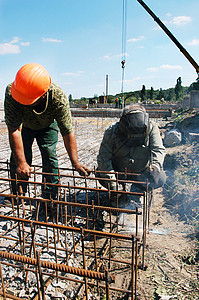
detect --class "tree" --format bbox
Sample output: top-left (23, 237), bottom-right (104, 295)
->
top-left (175, 77), bottom-right (183, 101)
top-left (149, 87), bottom-right (154, 100)
top-left (188, 80), bottom-right (199, 92)
top-left (140, 85), bottom-right (146, 101)
top-left (156, 88), bottom-right (166, 101)
top-left (166, 88), bottom-right (176, 102)
top-left (68, 94), bottom-right (73, 102)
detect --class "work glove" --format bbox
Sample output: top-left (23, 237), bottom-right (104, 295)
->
top-left (109, 182), bottom-right (124, 191)
top-left (148, 165), bottom-right (160, 186)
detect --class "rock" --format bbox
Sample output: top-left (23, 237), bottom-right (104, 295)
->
top-left (187, 132), bottom-right (199, 142)
top-left (51, 292), bottom-right (66, 300)
top-left (164, 129), bottom-right (182, 147)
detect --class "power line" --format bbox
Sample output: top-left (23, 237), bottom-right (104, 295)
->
top-left (121, 0), bottom-right (127, 105)
top-left (121, 0), bottom-right (127, 61)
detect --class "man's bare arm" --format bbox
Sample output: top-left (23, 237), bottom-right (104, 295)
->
top-left (62, 131), bottom-right (91, 176)
top-left (8, 125), bottom-right (31, 179)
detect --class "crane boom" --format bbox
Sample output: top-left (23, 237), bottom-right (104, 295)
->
top-left (137, 0), bottom-right (199, 76)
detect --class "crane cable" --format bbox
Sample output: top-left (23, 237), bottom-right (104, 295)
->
top-left (121, 0), bottom-right (127, 105)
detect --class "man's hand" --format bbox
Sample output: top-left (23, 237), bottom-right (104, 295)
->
top-left (73, 162), bottom-right (91, 176)
top-left (16, 162), bottom-right (31, 180)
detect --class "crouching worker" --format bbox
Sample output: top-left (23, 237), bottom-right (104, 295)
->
top-left (4, 63), bottom-right (90, 205)
top-left (96, 104), bottom-right (166, 204)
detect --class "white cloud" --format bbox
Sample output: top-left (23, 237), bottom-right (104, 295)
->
top-left (0, 37), bottom-right (30, 55)
top-left (165, 15), bottom-right (192, 26)
top-left (147, 67), bottom-right (159, 72)
top-left (10, 37), bottom-right (20, 44)
top-left (161, 64), bottom-right (182, 70)
top-left (0, 37), bottom-right (20, 54)
top-left (153, 15), bottom-right (192, 30)
top-left (0, 43), bottom-right (20, 55)
top-left (187, 39), bottom-right (199, 46)
top-left (62, 71), bottom-right (83, 77)
top-left (172, 16), bottom-right (192, 26)
top-left (127, 36), bottom-right (145, 43)
top-left (42, 38), bottom-right (62, 43)
top-left (102, 53), bottom-right (129, 60)
top-left (147, 64), bottom-right (182, 72)
top-left (102, 53), bottom-right (121, 60)
top-left (20, 42), bottom-right (30, 47)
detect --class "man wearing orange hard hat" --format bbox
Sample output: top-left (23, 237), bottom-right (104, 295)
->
top-left (4, 63), bottom-right (90, 203)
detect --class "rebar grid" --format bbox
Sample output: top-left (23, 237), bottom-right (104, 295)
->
top-left (0, 161), bottom-right (151, 299)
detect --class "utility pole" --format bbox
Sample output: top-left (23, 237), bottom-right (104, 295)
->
top-left (106, 75), bottom-right (109, 103)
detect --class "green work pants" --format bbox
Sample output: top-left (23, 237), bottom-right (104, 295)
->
top-left (10, 121), bottom-right (59, 199)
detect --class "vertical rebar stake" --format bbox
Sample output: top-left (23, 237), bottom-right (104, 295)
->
top-left (36, 250), bottom-right (46, 300)
top-left (85, 176), bottom-right (89, 229)
top-left (29, 223), bottom-right (41, 300)
top-left (142, 192), bottom-right (146, 268)
top-left (15, 184), bottom-right (24, 260)
top-left (135, 237), bottom-right (138, 299)
top-left (19, 186), bottom-right (26, 262)
top-left (45, 200), bottom-right (49, 252)
top-left (34, 166), bottom-right (37, 199)
top-left (72, 169), bottom-right (77, 219)
top-left (116, 172), bottom-right (119, 232)
top-left (92, 200), bottom-right (99, 293)
top-left (131, 235), bottom-right (135, 300)
top-left (109, 236), bottom-right (112, 270)
top-left (136, 206), bottom-right (138, 237)
top-left (50, 197), bottom-right (59, 282)
top-left (68, 183), bottom-right (76, 257)
top-left (64, 189), bottom-right (68, 263)
top-left (105, 269), bottom-right (110, 300)
top-left (7, 159), bottom-right (11, 195)
top-left (0, 261), bottom-right (6, 299)
top-left (81, 227), bottom-right (88, 300)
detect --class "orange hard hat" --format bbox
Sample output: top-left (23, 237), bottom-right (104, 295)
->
top-left (11, 63), bottom-right (51, 105)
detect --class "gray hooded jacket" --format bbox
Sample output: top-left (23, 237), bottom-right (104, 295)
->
top-left (97, 120), bottom-right (166, 183)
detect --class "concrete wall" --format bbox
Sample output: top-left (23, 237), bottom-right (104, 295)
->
top-left (190, 90), bottom-right (199, 109)
top-left (70, 102), bottom-right (178, 110)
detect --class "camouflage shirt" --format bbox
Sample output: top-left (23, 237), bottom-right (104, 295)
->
top-left (4, 82), bottom-right (73, 136)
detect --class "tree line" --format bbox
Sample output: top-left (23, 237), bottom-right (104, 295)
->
top-left (68, 77), bottom-right (199, 105)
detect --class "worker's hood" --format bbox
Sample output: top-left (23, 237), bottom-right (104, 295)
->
top-left (117, 110), bottom-right (149, 146)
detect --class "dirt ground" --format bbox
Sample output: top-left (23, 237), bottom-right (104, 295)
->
top-left (137, 187), bottom-right (198, 300)
top-left (136, 123), bottom-right (199, 300)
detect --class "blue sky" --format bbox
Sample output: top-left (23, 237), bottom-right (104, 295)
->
top-left (0, 0), bottom-right (199, 100)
